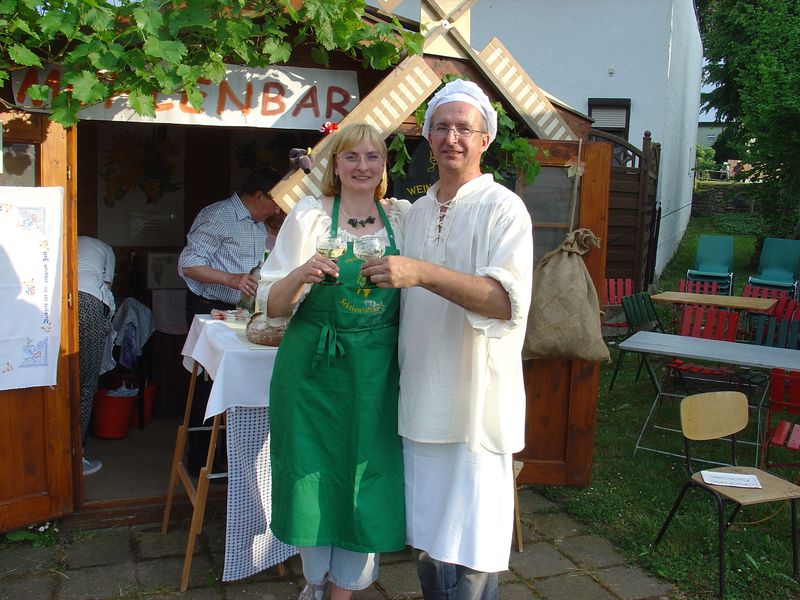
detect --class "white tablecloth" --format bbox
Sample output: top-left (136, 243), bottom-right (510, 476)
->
top-left (181, 315), bottom-right (296, 581)
top-left (182, 315), bottom-right (278, 420)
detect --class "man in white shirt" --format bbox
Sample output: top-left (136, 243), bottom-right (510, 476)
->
top-left (364, 80), bottom-right (533, 598)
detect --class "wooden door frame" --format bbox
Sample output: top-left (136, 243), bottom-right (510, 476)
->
top-left (0, 109), bottom-right (79, 530)
top-left (516, 140), bottom-right (611, 486)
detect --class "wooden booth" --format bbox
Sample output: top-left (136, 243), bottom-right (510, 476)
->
top-left (0, 4), bottom-right (609, 532)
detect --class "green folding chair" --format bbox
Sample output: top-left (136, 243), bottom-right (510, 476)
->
top-left (748, 237), bottom-right (800, 298)
top-left (686, 234), bottom-right (734, 295)
top-left (608, 292), bottom-right (664, 390)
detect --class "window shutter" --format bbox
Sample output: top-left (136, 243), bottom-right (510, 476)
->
top-left (590, 106), bottom-right (627, 129)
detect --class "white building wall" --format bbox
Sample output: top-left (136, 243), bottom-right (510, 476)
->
top-left (656, 0), bottom-right (703, 275)
top-left (388, 0), bottom-right (702, 277)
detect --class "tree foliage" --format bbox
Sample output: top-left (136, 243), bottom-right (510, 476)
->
top-left (698, 0), bottom-right (800, 237)
top-left (0, 0), bottom-right (424, 126)
top-left (694, 145), bottom-right (718, 179)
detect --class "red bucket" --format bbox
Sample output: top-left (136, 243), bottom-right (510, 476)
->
top-left (91, 389), bottom-right (136, 439)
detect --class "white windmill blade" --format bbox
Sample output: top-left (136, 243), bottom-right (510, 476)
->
top-left (269, 55), bottom-right (440, 213)
top-left (478, 37), bottom-right (577, 141)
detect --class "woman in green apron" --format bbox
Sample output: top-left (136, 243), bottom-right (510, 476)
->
top-left (258, 124), bottom-right (410, 600)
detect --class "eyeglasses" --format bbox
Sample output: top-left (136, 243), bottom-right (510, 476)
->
top-left (337, 152), bottom-right (384, 165)
top-left (430, 124), bottom-right (487, 139)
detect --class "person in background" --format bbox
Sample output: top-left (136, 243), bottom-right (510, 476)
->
top-left (265, 206), bottom-right (287, 255)
top-left (362, 80), bottom-right (534, 599)
top-left (178, 169), bottom-right (279, 475)
top-left (77, 236), bottom-right (117, 476)
top-left (257, 123), bottom-right (411, 600)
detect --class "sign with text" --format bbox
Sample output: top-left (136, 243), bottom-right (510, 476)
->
top-left (391, 139), bottom-right (439, 202)
top-left (11, 64), bottom-right (359, 130)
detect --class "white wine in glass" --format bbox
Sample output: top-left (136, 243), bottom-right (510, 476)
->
top-left (353, 235), bottom-right (385, 288)
top-left (316, 234), bottom-right (347, 285)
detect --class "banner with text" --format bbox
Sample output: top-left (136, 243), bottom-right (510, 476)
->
top-left (11, 64), bottom-right (359, 130)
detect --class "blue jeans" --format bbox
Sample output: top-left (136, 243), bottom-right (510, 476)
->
top-left (299, 546), bottom-right (378, 591)
top-left (414, 549), bottom-right (498, 600)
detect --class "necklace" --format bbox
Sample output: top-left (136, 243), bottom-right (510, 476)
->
top-left (340, 201), bottom-right (376, 228)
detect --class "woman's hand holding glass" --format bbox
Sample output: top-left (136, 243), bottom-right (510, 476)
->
top-left (314, 234), bottom-right (347, 285)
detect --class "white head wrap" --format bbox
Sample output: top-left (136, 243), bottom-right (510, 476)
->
top-left (422, 80), bottom-right (498, 144)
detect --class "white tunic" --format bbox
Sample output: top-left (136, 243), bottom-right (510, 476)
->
top-left (399, 174), bottom-right (533, 572)
top-left (398, 174), bottom-right (533, 454)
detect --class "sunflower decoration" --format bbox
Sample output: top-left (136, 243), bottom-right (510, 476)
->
top-left (100, 129), bottom-right (182, 206)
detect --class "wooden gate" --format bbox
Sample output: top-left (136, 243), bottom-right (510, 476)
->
top-left (589, 130), bottom-right (661, 291)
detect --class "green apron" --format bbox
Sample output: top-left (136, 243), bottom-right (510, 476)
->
top-left (269, 196), bottom-right (405, 552)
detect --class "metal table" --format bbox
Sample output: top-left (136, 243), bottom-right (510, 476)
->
top-left (618, 331), bottom-right (800, 463)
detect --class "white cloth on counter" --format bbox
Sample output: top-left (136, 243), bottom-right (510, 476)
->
top-left (112, 297), bottom-right (154, 370)
top-left (151, 289), bottom-right (188, 335)
top-left (181, 315), bottom-right (278, 420)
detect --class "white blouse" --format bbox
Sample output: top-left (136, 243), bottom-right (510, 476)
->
top-left (398, 174), bottom-right (534, 454)
top-left (256, 195), bottom-right (411, 321)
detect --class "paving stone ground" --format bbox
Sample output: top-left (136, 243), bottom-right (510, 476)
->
top-left (0, 487), bottom-right (678, 599)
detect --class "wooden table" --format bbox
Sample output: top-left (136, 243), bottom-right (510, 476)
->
top-left (651, 291), bottom-right (776, 312)
top-left (618, 331), bottom-right (800, 464)
top-left (162, 316), bottom-right (296, 590)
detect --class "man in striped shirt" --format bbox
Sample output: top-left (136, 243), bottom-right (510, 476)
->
top-left (178, 169), bottom-right (279, 474)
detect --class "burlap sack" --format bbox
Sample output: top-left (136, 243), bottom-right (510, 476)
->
top-left (522, 228), bottom-right (610, 362)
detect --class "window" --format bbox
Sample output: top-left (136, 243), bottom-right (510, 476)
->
top-left (588, 98), bottom-right (631, 141)
top-left (1, 143), bottom-right (38, 187)
top-left (707, 134), bottom-right (717, 143)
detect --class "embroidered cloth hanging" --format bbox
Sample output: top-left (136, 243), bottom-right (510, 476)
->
top-left (0, 186), bottom-right (64, 390)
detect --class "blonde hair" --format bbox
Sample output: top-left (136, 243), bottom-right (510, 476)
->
top-left (321, 123), bottom-right (388, 199)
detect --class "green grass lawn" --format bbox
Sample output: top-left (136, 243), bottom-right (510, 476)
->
top-left (539, 216), bottom-right (800, 600)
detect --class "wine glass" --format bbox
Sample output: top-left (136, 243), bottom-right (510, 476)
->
top-left (315, 234), bottom-right (347, 285)
top-left (353, 235), bottom-right (385, 289)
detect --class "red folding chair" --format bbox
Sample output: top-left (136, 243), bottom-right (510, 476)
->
top-left (761, 369), bottom-right (800, 470)
top-left (667, 306), bottom-right (740, 390)
top-left (678, 279), bottom-right (720, 295)
top-left (742, 284), bottom-right (790, 301)
top-left (601, 278), bottom-right (634, 337)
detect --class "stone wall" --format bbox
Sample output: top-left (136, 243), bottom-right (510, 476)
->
top-left (691, 186), bottom-right (754, 216)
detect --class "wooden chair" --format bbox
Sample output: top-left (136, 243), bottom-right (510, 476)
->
top-left (512, 460), bottom-right (524, 552)
top-left (752, 311), bottom-right (800, 349)
top-left (608, 292), bottom-right (665, 390)
top-left (678, 279), bottom-right (720, 295)
top-left (738, 287), bottom-right (795, 341)
top-left (734, 313), bottom-right (800, 457)
top-left (653, 391), bottom-right (800, 597)
top-left (673, 279), bottom-right (721, 331)
top-left (601, 278), bottom-right (634, 336)
top-left (742, 284), bottom-right (789, 301)
top-left (761, 369), bottom-right (800, 470)
top-left (666, 306), bottom-right (739, 391)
